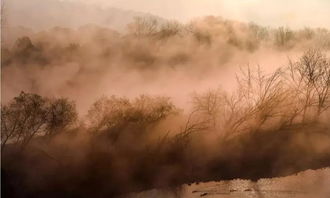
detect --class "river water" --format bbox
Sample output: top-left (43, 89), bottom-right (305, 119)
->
top-left (128, 168), bottom-right (330, 198)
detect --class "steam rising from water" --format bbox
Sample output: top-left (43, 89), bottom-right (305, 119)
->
top-left (3, 16), bottom-right (327, 114)
top-left (2, 1), bottom-right (330, 197)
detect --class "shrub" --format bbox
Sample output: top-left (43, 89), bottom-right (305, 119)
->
top-left (87, 95), bottom-right (177, 143)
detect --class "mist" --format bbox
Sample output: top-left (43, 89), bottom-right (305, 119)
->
top-left (3, 16), bottom-right (330, 114)
top-left (2, 0), bottom-right (330, 198)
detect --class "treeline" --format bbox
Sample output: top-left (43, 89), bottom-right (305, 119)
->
top-left (4, 50), bottom-right (329, 147)
top-left (2, 50), bottom-right (330, 197)
top-left (2, 16), bottom-right (330, 69)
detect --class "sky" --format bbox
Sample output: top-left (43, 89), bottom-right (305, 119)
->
top-left (66, 0), bottom-right (330, 29)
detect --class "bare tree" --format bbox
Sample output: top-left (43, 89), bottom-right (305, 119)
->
top-left (274, 27), bottom-right (294, 48)
top-left (128, 16), bottom-right (160, 37)
top-left (1, 92), bottom-right (78, 150)
top-left (287, 49), bottom-right (330, 122)
top-left (1, 92), bottom-right (48, 149)
top-left (156, 21), bottom-right (182, 39)
top-left (45, 98), bottom-right (78, 136)
top-left (87, 96), bottom-right (132, 132)
top-left (192, 50), bottom-right (330, 139)
top-left (192, 90), bottom-right (222, 128)
top-left (87, 95), bottom-right (177, 136)
top-left (192, 66), bottom-right (289, 138)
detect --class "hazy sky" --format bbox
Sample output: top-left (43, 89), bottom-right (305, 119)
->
top-left (67, 0), bottom-right (330, 29)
